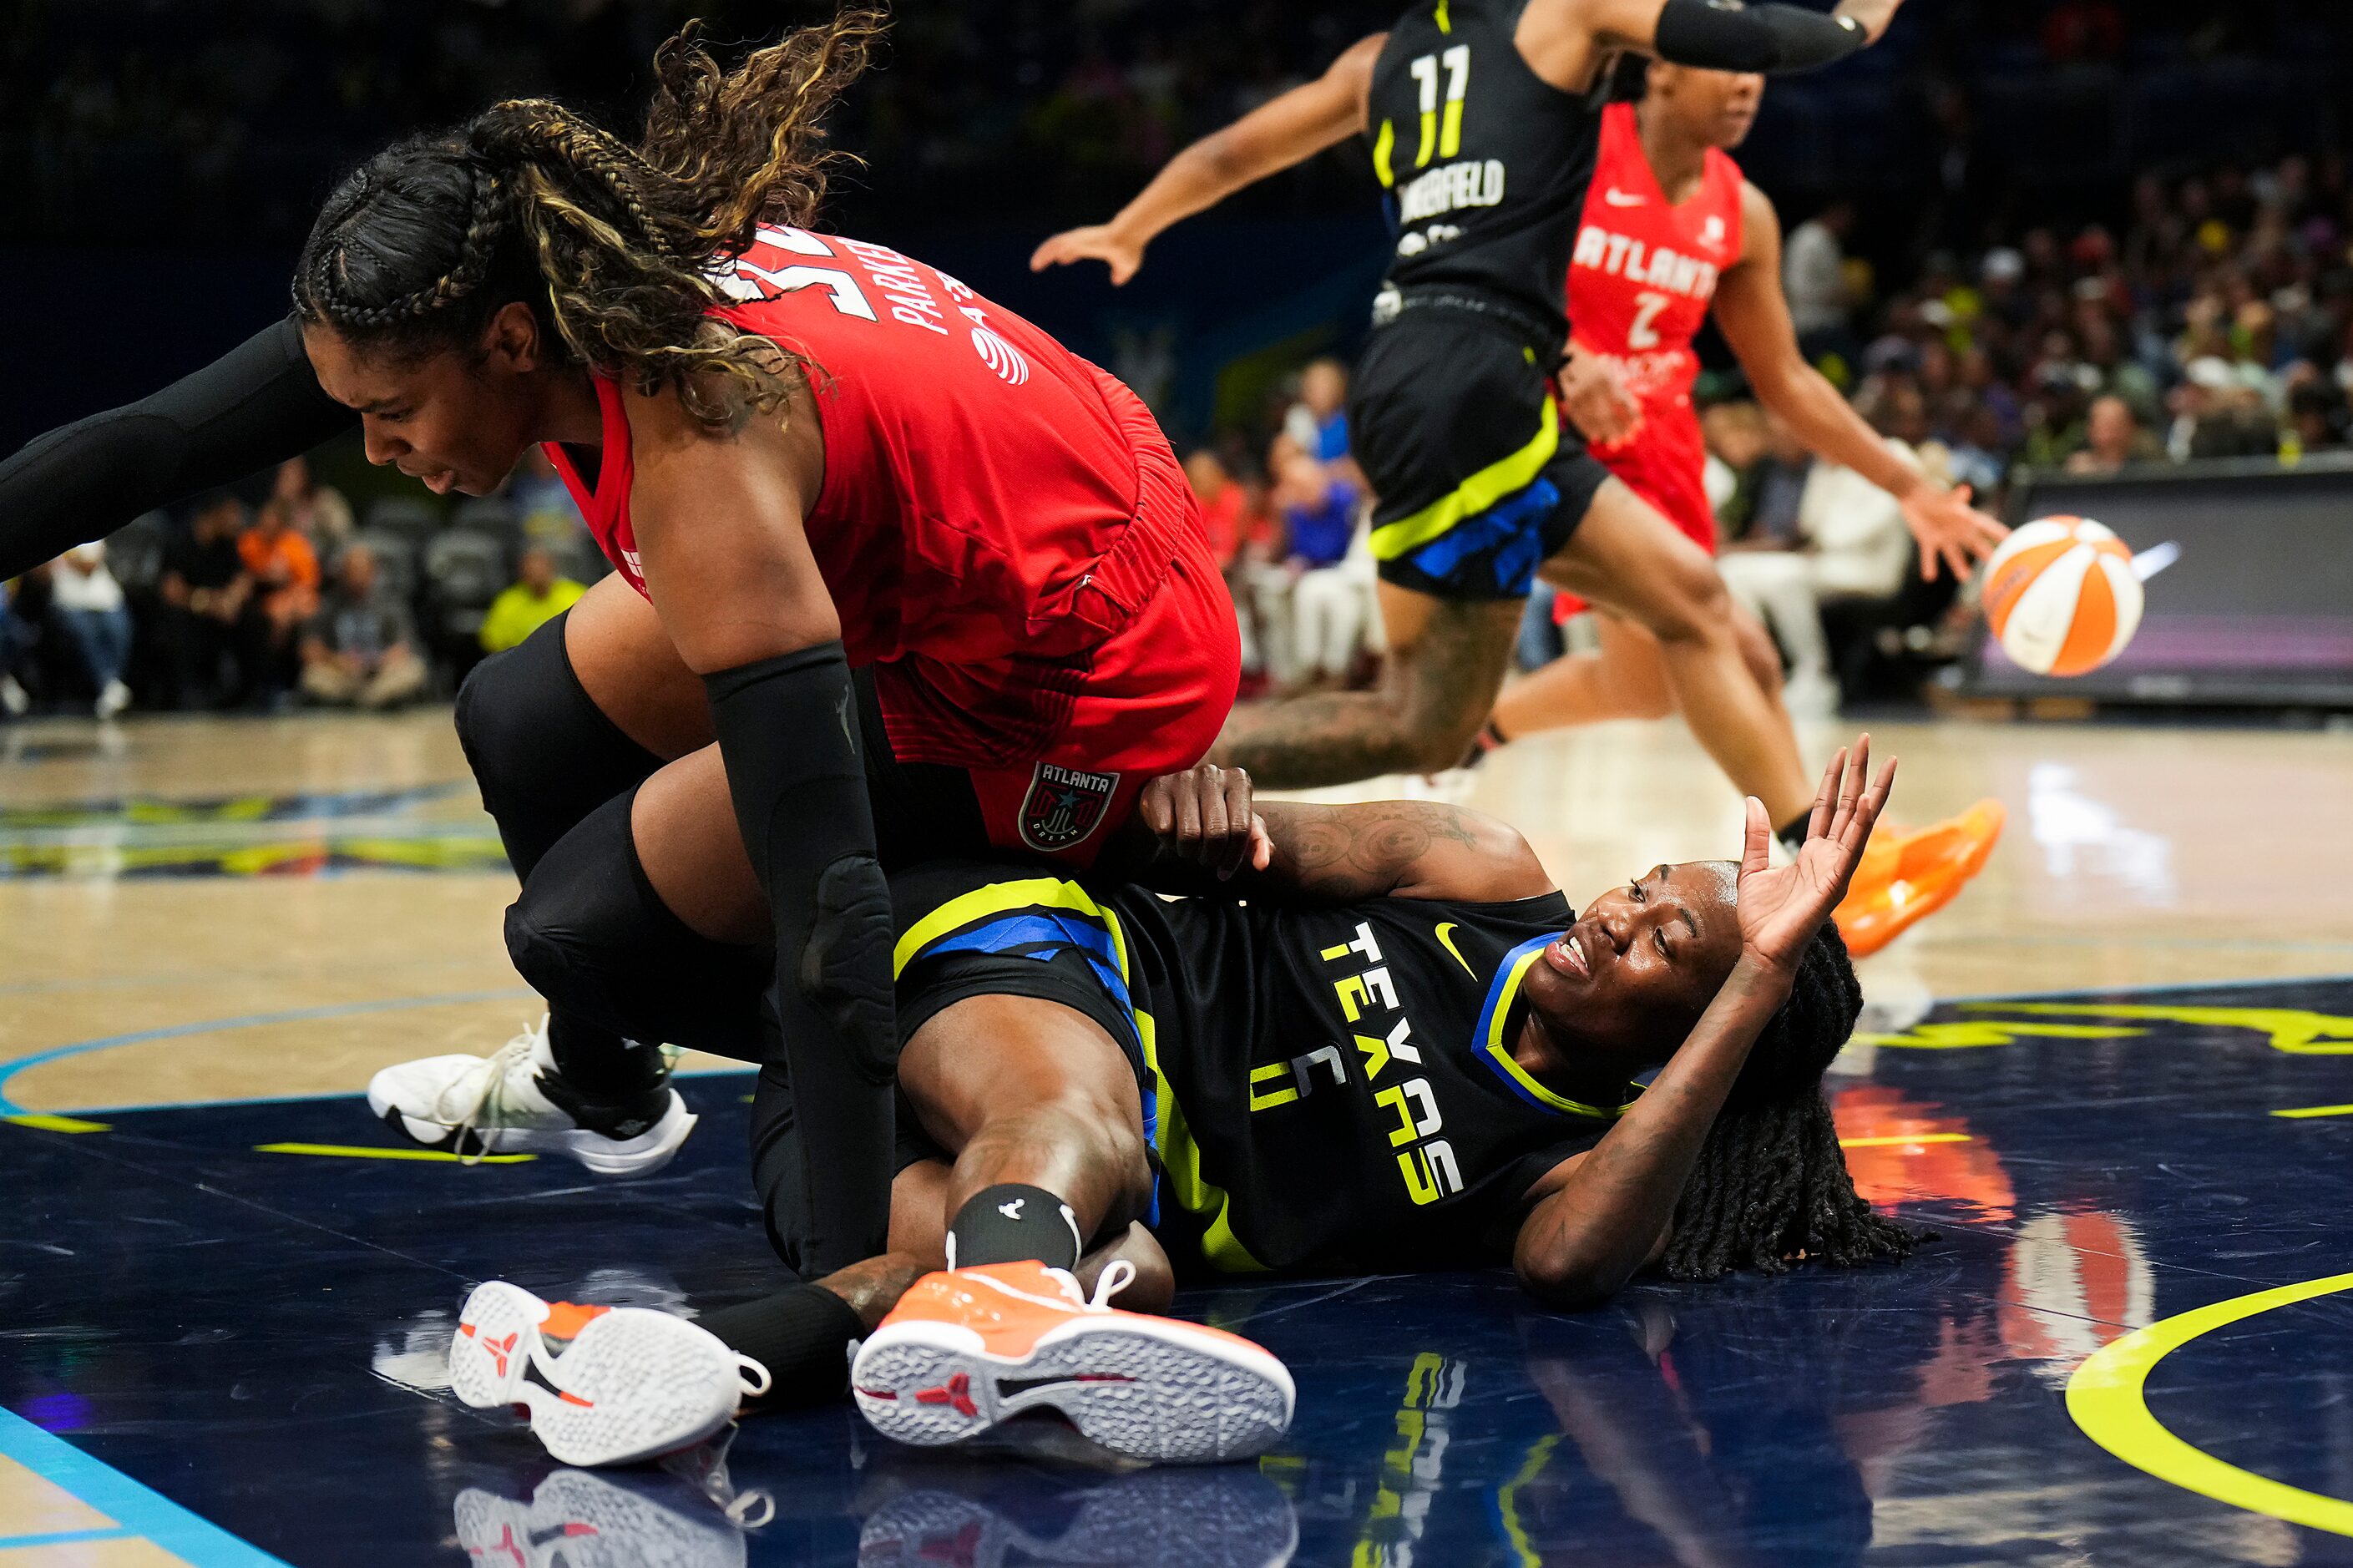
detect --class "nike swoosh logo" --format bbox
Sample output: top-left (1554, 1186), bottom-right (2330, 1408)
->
top-left (1603, 188), bottom-right (1644, 207)
top-left (1434, 923), bottom-right (1475, 977)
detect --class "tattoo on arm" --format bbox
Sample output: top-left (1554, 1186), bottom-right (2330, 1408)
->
top-left (1212, 597), bottom-right (1519, 787)
top-left (1260, 800), bottom-right (1488, 901)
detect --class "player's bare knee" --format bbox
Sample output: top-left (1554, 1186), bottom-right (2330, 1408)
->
top-left (1645, 562), bottom-right (1736, 648)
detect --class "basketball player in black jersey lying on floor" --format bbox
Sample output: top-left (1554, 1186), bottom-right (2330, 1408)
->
top-left (436, 740), bottom-right (1901, 1470)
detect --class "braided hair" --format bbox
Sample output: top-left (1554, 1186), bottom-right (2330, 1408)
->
top-left (293, 11), bottom-right (884, 432)
top-left (1661, 923), bottom-right (1916, 1281)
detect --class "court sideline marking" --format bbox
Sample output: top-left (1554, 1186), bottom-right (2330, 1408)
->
top-left (0, 1405), bottom-right (290, 1565)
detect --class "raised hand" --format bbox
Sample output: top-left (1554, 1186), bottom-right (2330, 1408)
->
top-left (1030, 225), bottom-right (1146, 286)
top-left (1735, 736), bottom-right (1897, 975)
top-left (1135, 763), bottom-right (1273, 880)
top-left (1899, 481), bottom-right (2009, 582)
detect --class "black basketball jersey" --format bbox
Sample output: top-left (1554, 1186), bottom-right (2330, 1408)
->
top-left (1364, 0), bottom-right (1605, 339)
top-left (1107, 886), bottom-right (1637, 1277)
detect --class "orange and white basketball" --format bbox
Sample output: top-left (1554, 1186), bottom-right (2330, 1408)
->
top-left (1981, 516), bottom-right (2143, 676)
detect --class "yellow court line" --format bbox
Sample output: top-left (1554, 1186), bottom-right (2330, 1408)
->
top-left (253, 1143), bottom-right (535, 1165)
top-left (3, 1115), bottom-right (110, 1134)
top-left (2272, 1104), bottom-right (2353, 1119)
top-left (2068, 1271), bottom-right (2353, 1535)
top-left (1837, 1133), bottom-right (1972, 1149)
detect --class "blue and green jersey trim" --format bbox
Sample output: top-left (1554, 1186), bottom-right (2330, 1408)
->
top-left (1472, 934), bottom-right (1641, 1120)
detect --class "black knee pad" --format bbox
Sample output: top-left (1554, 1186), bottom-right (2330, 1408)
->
top-left (504, 789), bottom-right (771, 1060)
top-left (457, 612), bottom-right (663, 880)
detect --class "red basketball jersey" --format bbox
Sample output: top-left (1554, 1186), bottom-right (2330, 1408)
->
top-left (546, 225), bottom-right (1209, 767)
top-left (1565, 102), bottom-right (1746, 547)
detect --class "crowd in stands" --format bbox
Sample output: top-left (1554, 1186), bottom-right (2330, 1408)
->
top-left (0, 453), bottom-right (601, 721)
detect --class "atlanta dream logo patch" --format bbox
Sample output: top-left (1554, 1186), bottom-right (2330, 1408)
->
top-left (1018, 762), bottom-right (1120, 852)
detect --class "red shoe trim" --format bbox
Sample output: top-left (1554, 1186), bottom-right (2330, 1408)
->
top-left (914, 1373), bottom-right (978, 1418)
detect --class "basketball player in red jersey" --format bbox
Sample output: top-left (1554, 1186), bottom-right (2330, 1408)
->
top-left (0, 17), bottom-right (1247, 1296)
top-left (1483, 61), bottom-right (2004, 951)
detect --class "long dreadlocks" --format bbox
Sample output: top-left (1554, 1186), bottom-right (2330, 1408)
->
top-left (292, 10), bottom-right (886, 432)
top-left (1662, 923), bottom-right (1917, 1281)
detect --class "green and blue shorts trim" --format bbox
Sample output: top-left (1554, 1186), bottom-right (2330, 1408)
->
top-left (1350, 306), bottom-right (1611, 600)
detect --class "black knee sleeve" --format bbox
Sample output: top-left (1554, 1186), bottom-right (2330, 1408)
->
top-left (504, 788), bottom-right (771, 1063)
top-left (457, 612), bottom-right (664, 881)
top-left (706, 644), bottom-right (898, 1274)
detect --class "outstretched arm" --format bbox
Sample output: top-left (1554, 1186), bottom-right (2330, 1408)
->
top-left (1030, 33), bottom-right (1385, 285)
top-left (0, 316), bottom-right (352, 579)
top-left (1713, 185), bottom-right (2006, 581)
top-left (1107, 761), bottom-right (1553, 903)
top-left (1513, 739), bottom-right (1895, 1309)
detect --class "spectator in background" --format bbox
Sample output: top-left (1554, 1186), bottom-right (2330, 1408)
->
top-left (1268, 442), bottom-right (1369, 693)
top-left (159, 493), bottom-right (256, 710)
top-left (2287, 379), bottom-right (2347, 455)
top-left (300, 544), bottom-right (426, 710)
top-left (1185, 448), bottom-right (1251, 573)
top-left (272, 455), bottom-right (354, 550)
top-left (2067, 395), bottom-right (2160, 474)
top-left (505, 446), bottom-right (598, 574)
top-left (2168, 358), bottom-right (2278, 461)
top-left (478, 546), bottom-right (585, 655)
top-left (238, 499), bottom-right (321, 705)
top-left (1784, 200), bottom-right (1856, 365)
top-left (1716, 409), bottom-right (1914, 716)
top-left (1283, 357), bottom-right (1354, 468)
top-left (47, 543), bottom-right (133, 718)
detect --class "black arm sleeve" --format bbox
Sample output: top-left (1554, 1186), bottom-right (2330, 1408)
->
top-left (0, 313), bottom-right (353, 578)
top-left (1652, 0), bottom-right (1870, 73)
top-left (705, 642), bottom-right (897, 1277)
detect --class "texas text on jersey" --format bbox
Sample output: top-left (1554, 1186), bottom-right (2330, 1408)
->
top-left (1126, 888), bottom-right (1638, 1278)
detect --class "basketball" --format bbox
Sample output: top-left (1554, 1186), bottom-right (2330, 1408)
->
top-left (1981, 516), bottom-right (2143, 677)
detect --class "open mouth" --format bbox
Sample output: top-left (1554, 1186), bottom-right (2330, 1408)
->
top-left (1546, 932), bottom-right (1591, 980)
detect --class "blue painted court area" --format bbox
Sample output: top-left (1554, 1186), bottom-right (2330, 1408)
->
top-left (8, 977), bottom-right (2353, 1565)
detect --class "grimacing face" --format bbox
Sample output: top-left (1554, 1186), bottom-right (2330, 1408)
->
top-left (303, 302), bottom-right (551, 499)
top-left (1521, 861), bottom-right (1745, 1067)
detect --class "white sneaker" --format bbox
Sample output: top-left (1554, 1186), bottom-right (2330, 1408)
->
top-left (0, 675), bottom-right (27, 716)
top-left (367, 1015), bottom-right (696, 1176)
top-left (454, 1470), bottom-right (751, 1568)
top-left (94, 679), bottom-right (131, 720)
top-left (447, 1281), bottom-right (769, 1468)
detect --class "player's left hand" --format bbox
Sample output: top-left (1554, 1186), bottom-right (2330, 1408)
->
top-left (1136, 764), bottom-right (1273, 880)
top-left (1733, 736), bottom-right (1896, 977)
top-left (1900, 482), bottom-right (2008, 582)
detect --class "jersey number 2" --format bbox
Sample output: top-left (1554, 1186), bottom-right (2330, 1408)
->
top-left (719, 227), bottom-right (878, 321)
top-left (1406, 44), bottom-right (1470, 167)
top-left (1627, 291), bottom-right (1670, 352)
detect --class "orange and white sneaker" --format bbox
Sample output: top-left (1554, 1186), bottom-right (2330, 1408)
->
top-left (446, 1281), bottom-right (769, 1468)
top-left (1836, 798), bottom-right (2006, 958)
top-left (850, 1261), bottom-right (1293, 1464)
